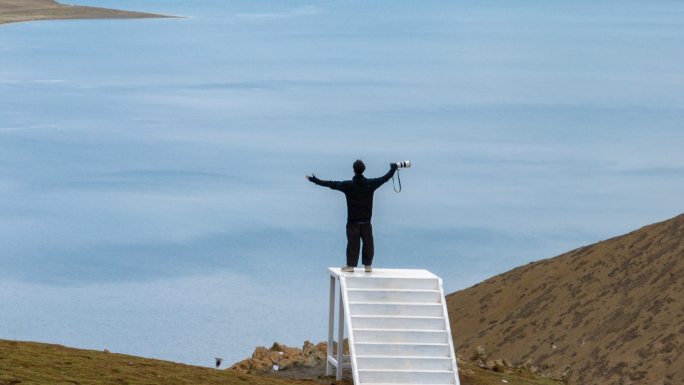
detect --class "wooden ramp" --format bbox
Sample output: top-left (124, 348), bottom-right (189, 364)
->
top-left (327, 268), bottom-right (460, 385)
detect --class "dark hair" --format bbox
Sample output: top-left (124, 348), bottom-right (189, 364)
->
top-left (353, 160), bottom-right (365, 175)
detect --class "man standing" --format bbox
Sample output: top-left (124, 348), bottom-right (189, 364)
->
top-left (306, 160), bottom-right (398, 272)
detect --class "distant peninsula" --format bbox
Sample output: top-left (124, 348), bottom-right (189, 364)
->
top-left (0, 0), bottom-right (180, 26)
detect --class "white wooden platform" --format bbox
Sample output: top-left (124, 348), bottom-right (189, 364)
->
top-left (327, 268), bottom-right (460, 385)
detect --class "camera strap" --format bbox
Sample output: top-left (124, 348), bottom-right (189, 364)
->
top-left (392, 170), bottom-right (402, 193)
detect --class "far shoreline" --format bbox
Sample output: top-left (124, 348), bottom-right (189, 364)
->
top-left (0, 15), bottom-right (187, 27)
top-left (0, 0), bottom-right (185, 26)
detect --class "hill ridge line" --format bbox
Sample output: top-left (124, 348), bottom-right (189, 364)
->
top-left (447, 212), bottom-right (684, 385)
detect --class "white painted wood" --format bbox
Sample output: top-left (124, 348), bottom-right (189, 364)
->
top-left (347, 289), bottom-right (442, 303)
top-left (351, 316), bottom-right (445, 330)
top-left (346, 278), bottom-right (440, 291)
top-left (337, 288), bottom-right (344, 380)
top-left (327, 356), bottom-right (352, 370)
top-left (350, 303), bottom-right (444, 317)
top-left (354, 329), bottom-right (448, 344)
top-left (328, 268), bottom-right (460, 385)
top-left (438, 277), bottom-right (461, 385)
top-left (356, 356), bottom-right (453, 371)
top-left (328, 268), bottom-right (438, 280)
top-left (354, 343), bottom-right (452, 357)
top-left (340, 276), bottom-right (360, 385)
top-left (358, 369), bottom-right (454, 384)
top-left (327, 275), bottom-right (335, 376)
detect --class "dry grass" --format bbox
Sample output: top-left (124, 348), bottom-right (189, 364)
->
top-left (0, 339), bottom-right (311, 385)
top-left (0, 338), bottom-right (559, 385)
top-left (458, 367), bottom-right (558, 385)
top-left (447, 213), bottom-right (684, 384)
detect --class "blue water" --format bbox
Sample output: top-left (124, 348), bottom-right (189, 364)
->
top-left (1, 0), bottom-right (683, 368)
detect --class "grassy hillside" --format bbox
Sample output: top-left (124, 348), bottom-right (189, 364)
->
top-left (0, 339), bottom-right (310, 385)
top-left (1, 338), bottom-right (563, 385)
top-left (447, 213), bottom-right (684, 385)
top-left (457, 367), bottom-right (558, 385)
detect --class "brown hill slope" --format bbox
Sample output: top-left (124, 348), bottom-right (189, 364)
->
top-left (446, 213), bottom-right (684, 385)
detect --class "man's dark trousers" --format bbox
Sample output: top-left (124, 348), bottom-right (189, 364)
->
top-left (346, 222), bottom-right (374, 267)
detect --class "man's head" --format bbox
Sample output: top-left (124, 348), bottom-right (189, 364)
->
top-left (353, 159), bottom-right (365, 175)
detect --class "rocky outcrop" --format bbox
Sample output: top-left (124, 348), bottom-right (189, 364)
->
top-left (231, 340), bottom-right (564, 385)
top-left (493, 359), bottom-right (511, 373)
top-left (549, 365), bottom-right (574, 384)
top-left (470, 345), bottom-right (489, 361)
top-left (457, 345), bottom-right (572, 383)
top-left (228, 341), bottom-right (327, 375)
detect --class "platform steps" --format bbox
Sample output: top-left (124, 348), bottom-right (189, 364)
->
top-left (340, 274), bottom-right (460, 385)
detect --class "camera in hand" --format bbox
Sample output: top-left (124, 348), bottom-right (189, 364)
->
top-left (392, 161), bottom-right (410, 193)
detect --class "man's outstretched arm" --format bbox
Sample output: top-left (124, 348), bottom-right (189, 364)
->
top-left (369, 163), bottom-right (398, 189)
top-left (306, 174), bottom-right (344, 191)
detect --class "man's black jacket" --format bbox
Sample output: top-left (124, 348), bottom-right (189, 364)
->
top-left (309, 168), bottom-right (396, 223)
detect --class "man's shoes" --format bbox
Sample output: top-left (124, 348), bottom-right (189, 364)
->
top-left (341, 266), bottom-right (354, 272)
top-left (365, 265), bottom-right (372, 273)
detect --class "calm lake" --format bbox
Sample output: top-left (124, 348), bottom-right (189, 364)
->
top-left (1, 0), bottom-right (683, 367)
